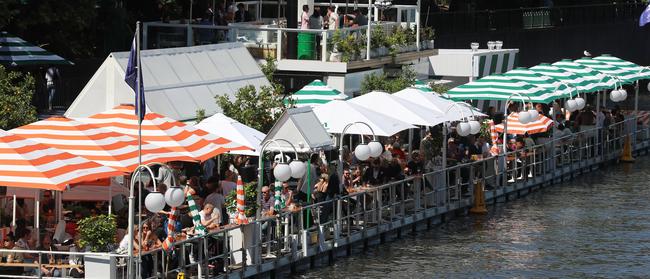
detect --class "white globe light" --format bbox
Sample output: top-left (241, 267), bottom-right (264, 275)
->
top-left (273, 163), bottom-right (292, 182)
top-left (528, 109), bottom-right (539, 121)
top-left (355, 144), bottom-right (371, 161)
top-left (469, 120), bottom-right (481, 135)
top-left (368, 141), bottom-right (383, 158)
top-left (618, 88), bottom-right (627, 101)
top-left (289, 160), bottom-right (306, 179)
top-left (647, 82), bottom-right (650, 92)
top-left (145, 192), bottom-right (166, 213)
top-left (164, 186), bottom-right (185, 207)
top-left (575, 97), bottom-right (586, 110)
top-left (457, 122), bottom-right (470, 137)
top-left (565, 99), bottom-right (577, 112)
top-left (610, 90), bottom-right (622, 102)
top-left (518, 111), bottom-right (531, 124)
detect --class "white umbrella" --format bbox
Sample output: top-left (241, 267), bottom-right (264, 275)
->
top-left (194, 113), bottom-right (266, 156)
top-left (393, 88), bottom-right (486, 121)
top-left (313, 100), bottom-right (416, 137)
top-left (349, 91), bottom-right (446, 127)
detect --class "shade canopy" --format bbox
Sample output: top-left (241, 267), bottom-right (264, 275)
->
top-left (393, 88), bottom-right (486, 122)
top-left (78, 105), bottom-right (244, 161)
top-left (0, 31), bottom-right (72, 67)
top-left (446, 74), bottom-right (559, 104)
top-left (529, 63), bottom-right (607, 93)
top-left (11, 116), bottom-right (195, 172)
top-left (194, 113), bottom-right (265, 156)
top-left (349, 91), bottom-right (445, 127)
top-left (573, 57), bottom-right (640, 84)
top-left (552, 60), bottom-right (617, 89)
top-left (0, 129), bottom-right (121, 191)
top-left (312, 100), bottom-right (416, 137)
top-left (502, 68), bottom-right (577, 98)
top-left (593, 54), bottom-right (650, 80)
top-left (285, 80), bottom-right (349, 107)
top-left (495, 112), bottom-right (553, 135)
top-left (413, 80), bottom-right (433, 92)
top-left (6, 177), bottom-right (129, 202)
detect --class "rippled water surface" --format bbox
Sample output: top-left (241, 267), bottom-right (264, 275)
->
top-left (296, 158), bottom-right (650, 278)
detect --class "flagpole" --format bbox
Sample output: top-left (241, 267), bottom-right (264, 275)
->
top-left (127, 21), bottom-right (142, 279)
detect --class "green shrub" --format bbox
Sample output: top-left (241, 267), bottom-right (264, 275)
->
top-left (77, 214), bottom-right (116, 252)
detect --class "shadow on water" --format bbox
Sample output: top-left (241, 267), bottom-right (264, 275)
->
top-left (294, 158), bottom-right (650, 279)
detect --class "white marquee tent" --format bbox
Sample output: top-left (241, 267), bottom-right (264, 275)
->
top-left (65, 43), bottom-right (269, 122)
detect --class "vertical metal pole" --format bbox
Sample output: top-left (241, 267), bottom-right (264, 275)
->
top-left (635, 81), bottom-right (639, 115)
top-left (415, 0), bottom-right (420, 50)
top-left (256, 150), bottom-right (264, 220)
top-left (276, 30), bottom-right (282, 60)
top-left (128, 21), bottom-right (143, 279)
top-left (365, 7), bottom-right (371, 60)
top-left (322, 31), bottom-right (328, 62)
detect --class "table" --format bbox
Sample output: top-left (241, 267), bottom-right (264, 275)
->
top-left (0, 262), bottom-right (83, 277)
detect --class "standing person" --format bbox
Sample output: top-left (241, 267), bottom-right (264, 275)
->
top-left (327, 6), bottom-right (339, 30)
top-left (45, 67), bottom-right (59, 111)
top-left (235, 3), bottom-right (251, 22)
top-left (309, 7), bottom-right (323, 29)
top-left (353, 9), bottom-right (368, 26)
top-left (301, 5), bottom-right (310, 29)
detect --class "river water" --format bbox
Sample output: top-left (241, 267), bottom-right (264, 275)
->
top-left (296, 158), bottom-right (650, 278)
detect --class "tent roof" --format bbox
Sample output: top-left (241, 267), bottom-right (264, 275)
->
top-left (286, 79), bottom-right (349, 107)
top-left (65, 43), bottom-right (270, 121)
top-left (350, 91), bottom-right (445, 127)
top-left (263, 107), bottom-right (335, 153)
top-left (0, 31), bottom-right (72, 67)
top-left (194, 113), bottom-right (266, 156)
top-left (312, 100), bottom-right (415, 137)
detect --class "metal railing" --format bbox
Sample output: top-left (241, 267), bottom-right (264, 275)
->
top-left (2, 116), bottom-right (647, 279)
top-left (141, 21), bottom-right (426, 62)
top-left (427, 3), bottom-right (646, 35)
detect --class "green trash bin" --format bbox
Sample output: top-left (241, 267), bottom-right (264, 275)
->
top-left (297, 33), bottom-right (316, 60)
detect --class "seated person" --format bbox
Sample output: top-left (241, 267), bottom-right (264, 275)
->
top-left (406, 151), bottom-right (424, 176)
top-left (199, 203), bottom-right (221, 229)
top-left (36, 233), bottom-right (60, 277)
top-left (362, 159), bottom-right (385, 186)
top-left (260, 186), bottom-right (276, 215)
top-left (0, 234), bottom-right (23, 275)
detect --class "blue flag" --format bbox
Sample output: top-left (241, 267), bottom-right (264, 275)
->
top-left (640, 4), bottom-right (650, 27)
top-left (125, 36), bottom-right (145, 121)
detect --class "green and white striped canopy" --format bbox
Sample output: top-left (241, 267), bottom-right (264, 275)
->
top-left (593, 54), bottom-right (650, 80)
top-left (285, 79), bottom-right (349, 107)
top-left (413, 80), bottom-right (433, 92)
top-left (574, 57), bottom-right (639, 84)
top-left (446, 74), bottom-right (559, 104)
top-left (502, 67), bottom-right (577, 98)
top-left (552, 59), bottom-right (617, 89)
top-left (0, 31), bottom-right (72, 67)
top-left (529, 63), bottom-right (607, 93)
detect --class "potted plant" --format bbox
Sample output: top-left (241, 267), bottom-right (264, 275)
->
top-left (404, 27), bottom-right (417, 51)
top-left (370, 26), bottom-right (387, 58)
top-left (78, 214), bottom-right (117, 252)
top-left (225, 181), bottom-right (260, 265)
top-left (328, 30), bottom-right (344, 62)
top-left (421, 27), bottom-right (435, 49)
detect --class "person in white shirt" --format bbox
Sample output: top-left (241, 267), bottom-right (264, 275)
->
top-left (199, 203), bottom-right (221, 229)
top-left (327, 6), bottom-right (339, 30)
top-left (301, 5), bottom-right (310, 29)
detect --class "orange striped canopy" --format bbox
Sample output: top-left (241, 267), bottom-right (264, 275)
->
top-left (0, 129), bottom-right (122, 191)
top-left (11, 116), bottom-right (196, 172)
top-left (495, 112), bottom-right (554, 135)
top-left (78, 105), bottom-right (251, 161)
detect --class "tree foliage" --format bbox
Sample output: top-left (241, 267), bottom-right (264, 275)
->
top-left (77, 214), bottom-right (117, 252)
top-left (0, 66), bottom-right (38, 130)
top-left (360, 66), bottom-right (417, 94)
top-left (216, 58), bottom-right (287, 133)
top-left (216, 83), bottom-right (286, 134)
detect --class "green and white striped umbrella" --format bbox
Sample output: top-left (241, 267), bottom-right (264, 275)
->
top-left (0, 31), bottom-right (72, 67)
top-left (574, 57), bottom-right (639, 84)
top-left (413, 79), bottom-right (433, 92)
top-left (502, 67), bottom-right (577, 98)
top-left (552, 59), bottom-right (617, 89)
top-left (529, 63), bottom-right (607, 93)
top-left (446, 74), bottom-right (559, 104)
top-left (285, 79), bottom-right (349, 107)
top-left (593, 54), bottom-right (650, 80)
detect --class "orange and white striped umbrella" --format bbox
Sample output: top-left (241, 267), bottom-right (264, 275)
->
top-left (0, 129), bottom-right (122, 191)
top-left (77, 105), bottom-right (250, 161)
top-left (234, 175), bottom-right (248, 225)
top-left (11, 116), bottom-right (195, 172)
top-left (495, 112), bottom-right (554, 135)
